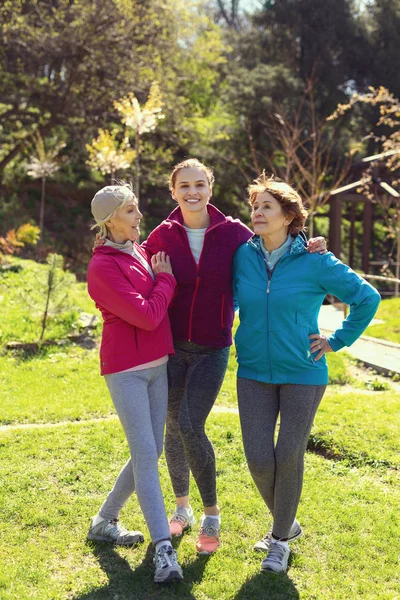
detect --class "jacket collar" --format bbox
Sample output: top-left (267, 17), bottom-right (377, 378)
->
top-left (248, 231), bottom-right (308, 256)
top-left (166, 203), bottom-right (227, 228)
top-left (93, 241), bottom-right (142, 257)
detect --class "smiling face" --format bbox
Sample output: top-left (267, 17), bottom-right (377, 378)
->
top-left (171, 167), bottom-right (212, 215)
top-left (251, 191), bottom-right (292, 239)
top-left (106, 200), bottom-right (142, 243)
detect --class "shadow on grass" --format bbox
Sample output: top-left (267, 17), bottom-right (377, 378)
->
top-left (233, 554), bottom-right (300, 600)
top-left (75, 541), bottom-right (210, 599)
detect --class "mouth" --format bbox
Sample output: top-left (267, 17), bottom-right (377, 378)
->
top-left (185, 198), bottom-right (201, 204)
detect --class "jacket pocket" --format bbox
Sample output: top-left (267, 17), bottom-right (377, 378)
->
top-left (220, 295), bottom-right (226, 328)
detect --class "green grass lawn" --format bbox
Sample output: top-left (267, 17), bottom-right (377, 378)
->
top-left (365, 297), bottom-right (400, 343)
top-left (1, 414), bottom-right (399, 600)
top-left (1, 258), bottom-right (400, 598)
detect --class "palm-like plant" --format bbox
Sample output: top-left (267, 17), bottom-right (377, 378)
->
top-left (114, 82), bottom-right (164, 205)
top-left (86, 128), bottom-right (136, 181)
top-left (26, 133), bottom-right (66, 243)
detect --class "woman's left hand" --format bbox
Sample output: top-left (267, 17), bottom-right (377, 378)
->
top-left (308, 236), bottom-right (327, 254)
top-left (309, 333), bottom-right (333, 360)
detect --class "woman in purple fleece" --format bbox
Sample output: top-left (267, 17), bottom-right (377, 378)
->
top-left (141, 158), bottom-right (327, 555)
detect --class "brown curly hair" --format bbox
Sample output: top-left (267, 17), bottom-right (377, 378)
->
top-left (248, 172), bottom-right (308, 236)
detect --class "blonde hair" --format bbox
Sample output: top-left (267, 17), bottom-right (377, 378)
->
top-left (91, 181), bottom-right (137, 239)
top-left (248, 172), bottom-right (308, 236)
top-left (168, 158), bottom-right (215, 191)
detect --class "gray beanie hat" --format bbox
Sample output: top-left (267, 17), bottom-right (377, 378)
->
top-left (91, 185), bottom-right (135, 223)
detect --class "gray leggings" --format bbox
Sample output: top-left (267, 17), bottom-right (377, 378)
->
top-left (100, 363), bottom-right (170, 545)
top-left (165, 341), bottom-right (230, 507)
top-left (237, 378), bottom-right (326, 539)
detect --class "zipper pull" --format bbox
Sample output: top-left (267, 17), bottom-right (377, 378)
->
top-left (266, 280), bottom-right (271, 294)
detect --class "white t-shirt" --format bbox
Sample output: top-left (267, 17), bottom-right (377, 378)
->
top-left (183, 226), bottom-right (207, 264)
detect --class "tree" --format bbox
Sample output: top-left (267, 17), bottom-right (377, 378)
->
top-left (114, 82), bottom-right (164, 205)
top-left (86, 129), bottom-right (136, 181)
top-left (261, 78), bottom-right (354, 237)
top-left (0, 0), bottom-right (179, 181)
top-left (20, 253), bottom-right (76, 342)
top-left (329, 86), bottom-right (400, 293)
top-left (26, 133), bottom-right (65, 242)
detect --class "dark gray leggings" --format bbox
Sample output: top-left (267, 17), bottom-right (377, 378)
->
top-left (165, 341), bottom-right (230, 507)
top-left (237, 378), bottom-right (326, 539)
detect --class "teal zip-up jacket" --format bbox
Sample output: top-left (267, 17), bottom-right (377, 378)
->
top-left (233, 235), bottom-right (381, 385)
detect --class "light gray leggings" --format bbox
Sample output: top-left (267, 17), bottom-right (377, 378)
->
top-left (237, 378), bottom-right (326, 539)
top-left (99, 363), bottom-right (170, 545)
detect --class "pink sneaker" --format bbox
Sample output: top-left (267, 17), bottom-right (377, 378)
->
top-left (195, 517), bottom-right (220, 554)
top-left (169, 505), bottom-right (195, 537)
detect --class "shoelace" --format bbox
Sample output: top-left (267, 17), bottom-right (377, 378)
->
top-left (156, 547), bottom-right (175, 568)
top-left (171, 511), bottom-right (189, 525)
top-left (260, 530), bottom-right (272, 543)
top-left (267, 544), bottom-right (286, 564)
top-left (108, 519), bottom-right (129, 537)
top-left (199, 523), bottom-right (219, 537)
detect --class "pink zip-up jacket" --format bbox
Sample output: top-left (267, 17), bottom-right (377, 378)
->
top-left (87, 244), bottom-right (176, 375)
top-left (142, 204), bottom-right (252, 348)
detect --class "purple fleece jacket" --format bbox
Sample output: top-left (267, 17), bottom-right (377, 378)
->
top-left (142, 204), bottom-right (252, 347)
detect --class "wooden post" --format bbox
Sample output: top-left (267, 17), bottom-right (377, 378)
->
top-left (349, 201), bottom-right (356, 268)
top-left (362, 198), bottom-right (373, 275)
top-left (328, 195), bottom-right (342, 258)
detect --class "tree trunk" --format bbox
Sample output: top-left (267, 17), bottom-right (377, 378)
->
top-left (308, 211), bottom-right (314, 239)
top-left (135, 132), bottom-right (140, 208)
top-left (395, 210), bottom-right (400, 298)
top-left (39, 176), bottom-right (46, 243)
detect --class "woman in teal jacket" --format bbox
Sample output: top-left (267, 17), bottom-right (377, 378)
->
top-left (233, 173), bottom-right (380, 574)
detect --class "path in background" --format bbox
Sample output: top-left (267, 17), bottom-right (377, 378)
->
top-left (318, 304), bottom-right (400, 376)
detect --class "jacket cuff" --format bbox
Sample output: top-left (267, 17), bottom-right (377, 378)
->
top-left (328, 334), bottom-right (345, 352)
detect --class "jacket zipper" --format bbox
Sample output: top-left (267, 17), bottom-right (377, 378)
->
top-left (134, 327), bottom-right (139, 352)
top-left (181, 221), bottom-right (224, 342)
top-left (262, 254), bottom-right (290, 382)
top-left (220, 294), bottom-right (225, 328)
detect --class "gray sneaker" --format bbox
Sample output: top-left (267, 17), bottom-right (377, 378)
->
top-left (169, 505), bottom-right (196, 536)
top-left (87, 517), bottom-right (144, 546)
top-left (261, 541), bottom-right (290, 573)
top-left (154, 545), bottom-right (184, 583)
top-left (254, 519), bottom-right (302, 552)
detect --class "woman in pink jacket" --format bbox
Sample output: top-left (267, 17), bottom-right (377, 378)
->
top-left (87, 184), bottom-right (183, 584)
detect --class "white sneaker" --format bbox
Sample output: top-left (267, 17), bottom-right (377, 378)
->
top-left (154, 545), bottom-right (184, 583)
top-left (254, 519), bottom-right (302, 552)
top-left (261, 541), bottom-right (290, 573)
top-left (87, 517), bottom-right (144, 546)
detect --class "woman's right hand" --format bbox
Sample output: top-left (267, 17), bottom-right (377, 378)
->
top-left (92, 233), bottom-right (105, 252)
top-left (151, 251), bottom-right (173, 275)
